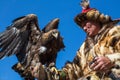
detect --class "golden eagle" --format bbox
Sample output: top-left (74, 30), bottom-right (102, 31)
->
top-left (0, 14), bottom-right (65, 79)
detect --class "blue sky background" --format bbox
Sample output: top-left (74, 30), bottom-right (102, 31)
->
top-left (0, 0), bottom-right (120, 80)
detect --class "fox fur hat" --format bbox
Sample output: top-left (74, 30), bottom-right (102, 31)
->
top-left (74, 0), bottom-right (120, 28)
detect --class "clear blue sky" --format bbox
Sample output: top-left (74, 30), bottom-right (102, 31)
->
top-left (0, 0), bottom-right (120, 80)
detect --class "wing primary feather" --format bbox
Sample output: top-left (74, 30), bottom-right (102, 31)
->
top-left (15, 41), bottom-right (28, 63)
top-left (0, 30), bottom-right (20, 59)
top-left (10, 40), bottom-right (22, 55)
top-left (0, 28), bottom-right (18, 48)
top-left (0, 38), bottom-right (19, 59)
top-left (15, 30), bottom-right (30, 63)
top-left (0, 29), bottom-right (9, 38)
top-left (0, 28), bottom-right (17, 45)
top-left (0, 27), bottom-right (16, 39)
top-left (7, 36), bottom-right (21, 56)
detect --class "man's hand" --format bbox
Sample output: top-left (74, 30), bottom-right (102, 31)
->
top-left (90, 56), bottom-right (114, 73)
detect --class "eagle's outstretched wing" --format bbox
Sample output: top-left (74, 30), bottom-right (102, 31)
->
top-left (0, 14), bottom-right (41, 60)
top-left (42, 18), bottom-right (59, 32)
top-left (0, 14), bottom-right (62, 65)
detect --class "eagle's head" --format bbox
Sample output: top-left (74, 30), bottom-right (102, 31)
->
top-left (39, 29), bottom-right (65, 65)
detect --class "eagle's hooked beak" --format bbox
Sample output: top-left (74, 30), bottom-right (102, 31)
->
top-left (52, 32), bottom-right (59, 39)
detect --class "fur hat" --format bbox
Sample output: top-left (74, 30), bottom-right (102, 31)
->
top-left (74, 0), bottom-right (120, 28)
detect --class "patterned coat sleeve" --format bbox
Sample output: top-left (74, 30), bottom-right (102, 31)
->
top-left (104, 26), bottom-right (120, 70)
